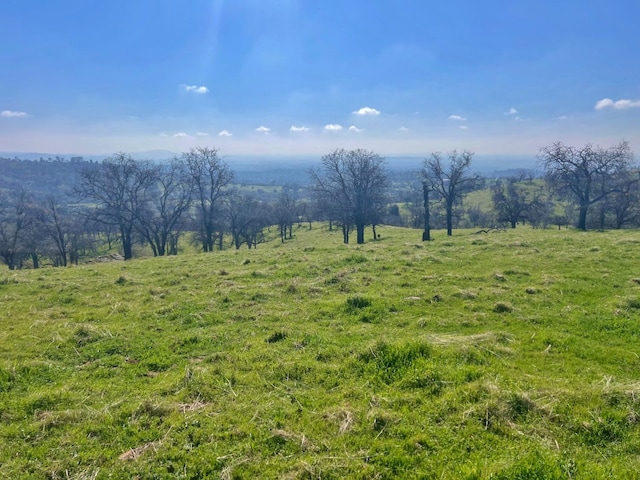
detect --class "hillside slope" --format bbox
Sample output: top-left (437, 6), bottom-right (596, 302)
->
top-left (2, 226), bottom-right (640, 478)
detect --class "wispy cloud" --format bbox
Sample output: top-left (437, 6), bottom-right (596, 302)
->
top-left (182, 85), bottom-right (209, 94)
top-left (196, 131), bottom-right (209, 137)
top-left (290, 125), bottom-right (310, 132)
top-left (173, 132), bottom-right (188, 137)
top-left (352, 107), bottom-right (381, 116)
top-left (505, 107), bottom-right (518, 115)
top-left (448, 114), bottom-right (467, 121)
top-left (398, 126), bottom-right (409, 131)
top-left (218, 130), bottom-right (233, 137)
top-left (595, 98), bottom-right (640, 110)
top-left (324, 124), bottom-right (343, 131)
top-left (348, 125), bottom-right (364, 132)
top-left (459, 125), bottom-right (469, 130)
top-left (255, 125), bottom-right (271, 133)
top-left (1, 110), bottom-right (28, 118)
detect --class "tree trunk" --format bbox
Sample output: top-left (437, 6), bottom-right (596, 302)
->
top-left (446, 202), bottom-right (453, 236)
top-left (121, 227), bottom-right (133, 260)
top-left (342, 224), bottom-right (349, 244)
top-left (356, 224), bottom-right (365, 244)
top-left (577, 203), bottom-right (589, 231)
top-left (422, 183), bottom-right (431, 241)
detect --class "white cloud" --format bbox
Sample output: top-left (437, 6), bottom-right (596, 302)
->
top-left (505, 107), bottom-right (518, 115)
top-left (255, 125), bottom-right (271, 133)
top-left (218, 130), bottom-right (233, 137)
top-left (183, 85), bottom-right (209, 94)
top-left (352, 107), bottom-right (381, 116)
top-left (448, 114), bottom-right (467, 121)
top-left (1, 110), bottom-right (28, 118)
top-left (324, 124), bottom-right (343, 131)
top-left (398, 126), bottom-right (409, 131)
top-left (196, 131), bottom-right (209, 137)
top-left (459, 125), bottom-right (469, 130)
top-left (173, 132), bottom-right (188, 137)
top-left (348, 125), bottom-right (364, 132)
top-left (595, 98), bottom-right (640, 110)
top-left (290, 125), bottom-right (310, 132)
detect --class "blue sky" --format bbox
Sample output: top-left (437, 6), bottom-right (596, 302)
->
top-left (1, 0), bottom-right (639, 160)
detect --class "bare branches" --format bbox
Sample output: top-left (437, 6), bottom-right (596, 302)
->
top-left (422, 150), bottom-right (478, 236)
top-left (538, 141), bottom-right (636, 230)
top-left (310, 149), bottom-right (388, 244)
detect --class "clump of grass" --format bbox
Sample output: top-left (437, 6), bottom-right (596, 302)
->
top-left (115, 275), bottom-right (128, 285)
top-left (626, 298), bottom-right (640, 310)
top-left (267, 331), bottom-right (287, 343)
top-left (493, 302), bottom-right (513, 313)
top-left (455, 289), bottom-right (478, 299)
top-left (359, 341), bottom-right (432, 384)
top-left (525, 287), bottom-right (537, 294)
top-left (345, 254), bottom-right (367, 264)
top-left (507, 393), bottom-right (536, 419)
top-left (73, 325), bottom-right (100, 347)
top-left (494, 273), bottom-right (507, 282)
top-left (504, 269), bottom-right (530, 277)
top-left (345, 295), bottom-right (372, 311)
top-left (241, 259), bottom-right (250, 265)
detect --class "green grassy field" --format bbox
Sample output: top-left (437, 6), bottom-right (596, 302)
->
top-left (2, 225), bottom-right (640, 479)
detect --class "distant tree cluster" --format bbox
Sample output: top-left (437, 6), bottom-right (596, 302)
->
top-left (1, 140), bottom-right (638, 270)
top-left (0, 147), bottom-right (306, 269)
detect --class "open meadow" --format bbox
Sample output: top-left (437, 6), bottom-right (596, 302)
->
top-left (2, 225), bottom-right (640, 479)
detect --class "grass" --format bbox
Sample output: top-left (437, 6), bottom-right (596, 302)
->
top-left (2, 225), bottom-right (640, 478)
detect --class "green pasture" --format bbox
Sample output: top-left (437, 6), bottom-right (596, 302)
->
top-left (2, 225), bottom-right (640, 478)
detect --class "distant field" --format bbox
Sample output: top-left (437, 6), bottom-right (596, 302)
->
top-left (2, 225), bottom-right (640, 478)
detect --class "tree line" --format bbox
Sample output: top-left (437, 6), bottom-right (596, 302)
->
top-left (1, 141), bottom-right (638, 269)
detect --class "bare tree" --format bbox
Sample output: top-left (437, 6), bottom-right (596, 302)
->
top-left (34, 196), bottom-right (72, 266)
top-left (225, 192), bottom-right (269, 249)
top-left (605, 179), bottom-right (640, 229)
top-left (310, 148), bottom-right (388, 244)
top-left (422, 150), bottom-right (478, 236)
top-left (183, 147), bottom-right (233, 252)
top-left (275, 191), bottom-right (299, 242)
top-left (77, 153), bottom-right (156, 260)
top-left (491, 176), bottom-right (544, 228)
top-left (538, 141), bottom-right (636, 231)
top-left (135, 158), bottom-right (192, 256)
top-left (0, 189), bottom-right (34, 270)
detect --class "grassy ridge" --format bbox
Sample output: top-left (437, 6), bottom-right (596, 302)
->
top-left (2, 226), bottom-right (640, 478)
